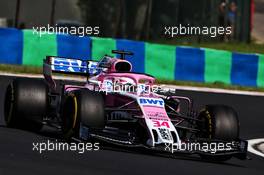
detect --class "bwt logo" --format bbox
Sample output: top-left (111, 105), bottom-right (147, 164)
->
top-left (139, 98), bottom-right (164, 107)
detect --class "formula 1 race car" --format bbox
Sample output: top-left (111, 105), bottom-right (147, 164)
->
top-left (4, 50), bottom-right (248, 161)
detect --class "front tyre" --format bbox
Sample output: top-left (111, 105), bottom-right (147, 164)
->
top-left (61, 89), bottom-right (105, 140)
top-left (197, 105), bottom-right (239, 161)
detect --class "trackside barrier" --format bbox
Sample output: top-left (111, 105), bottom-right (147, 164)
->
top-left (0, 28), bottom-right (263, 87)
top-left (0, 28), bottom-right (23, 64)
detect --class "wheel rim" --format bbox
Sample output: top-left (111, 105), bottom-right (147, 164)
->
top-left (4, 84), bottom-right (14, 125)
top-left (62, 94), bottom-right (78, 138)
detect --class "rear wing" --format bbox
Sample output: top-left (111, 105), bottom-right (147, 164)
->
top-left (43, 56), bottom-right (101, 89)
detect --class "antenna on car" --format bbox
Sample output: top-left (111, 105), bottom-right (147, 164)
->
top-left (112, 50), bottom-right (134, 60)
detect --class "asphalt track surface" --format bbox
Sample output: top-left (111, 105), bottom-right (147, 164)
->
top-left (0, 75), bottom-right (264, 175)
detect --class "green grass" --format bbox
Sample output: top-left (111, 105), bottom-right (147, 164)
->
top-left (0, 64), bottom-right (42, 74)
top-left (1, 64), bottom-right (264, 92)
top-left (189, 42), bottom-right (264, 54)
top-left (153, 41), bottom-right (264, 54)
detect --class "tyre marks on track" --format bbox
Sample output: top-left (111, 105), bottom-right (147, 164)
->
top-left (248, 139), bottom-right (264, 158)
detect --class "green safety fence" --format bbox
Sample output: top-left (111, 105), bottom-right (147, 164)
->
top-left (23, 30), bottom-right (57, 66)
top-left (0, 28), bottom-right (264, 88)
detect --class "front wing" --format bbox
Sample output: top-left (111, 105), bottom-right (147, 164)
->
top-left (77, 124), bottom-right (248, 160)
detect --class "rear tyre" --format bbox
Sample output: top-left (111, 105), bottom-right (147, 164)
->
top-left (197, 105), bottom-right (239, 161)
top-left (62, 89), bottom-right (105, 139)
top-left (4, 78), bottom-right (48, 131)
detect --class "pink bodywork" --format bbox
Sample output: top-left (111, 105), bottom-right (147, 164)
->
top-left (45, 57), bottom-right (181, 145)
top-left (94, 72), bottom-right (155, 86)
top-left (63, 61), bottom-right (170, 117)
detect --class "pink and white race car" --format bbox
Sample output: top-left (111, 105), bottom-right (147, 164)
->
top-left (4, 50), bottom-right (248, 161)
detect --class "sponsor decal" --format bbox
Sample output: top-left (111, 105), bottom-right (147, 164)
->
top-left (139, 97), bottom-right (164, 107)
top-left (137, 84), bottom-right (150, 95)
top-left (158, 128), bottom-right (172, 141)
top-left (79, 123), bottom-right (90, 140)
top-left (102, 80), bottom-right (113, 93)
top-left (152, 120), bottom-right (170, 128)
top-left (146, 111), bottom-right (168, 120)
top-left (50, 57), bottom-right (100, 75)
top-left (88, 61), bottom-right (100, 74)
top-left (51, 57), bottom-right (87, 73)
top-left (149, 117), bottom-right (168, 121)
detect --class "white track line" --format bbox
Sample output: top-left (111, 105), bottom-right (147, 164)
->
top-left (0, 72), bottom-right (86, 82)
top-left (247, 139), bottom-right (264, 158)
top-left (1, 71), bottom-right (264, 96)
top-left (162, 84), bottom-right (264, 97)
